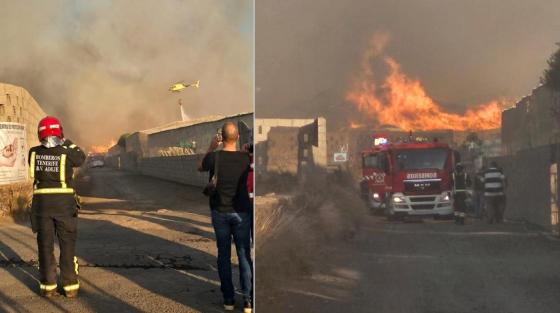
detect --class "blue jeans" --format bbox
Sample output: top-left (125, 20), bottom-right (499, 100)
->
top-left (211, 210), bottom-right (253, 302)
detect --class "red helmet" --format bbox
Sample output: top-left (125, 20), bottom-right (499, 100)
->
top-left (38, 116), bottom-right (64, 141)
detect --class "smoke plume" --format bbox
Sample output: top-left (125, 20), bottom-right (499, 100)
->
top-left (256, 0), bottom-right (560, 126)
top-left (0, 0), bottom-right (253, 148)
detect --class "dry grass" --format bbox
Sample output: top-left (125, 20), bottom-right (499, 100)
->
top-left (256, 169), bottom-right (368, 296)
top-left (0, 182), bottom-right (33, 221)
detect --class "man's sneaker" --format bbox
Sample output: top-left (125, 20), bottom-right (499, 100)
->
top-left (223, 299), bottom-right (235, 311)
top-left (243, 300), bottom-right (253, 313)
top-left (65, 290), bottom-right (79, 298)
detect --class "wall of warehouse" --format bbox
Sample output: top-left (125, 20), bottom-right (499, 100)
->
top-left (106, 113), bottom-right (253, 187)
top-left (0, 83), bottom-right (47, 216)
top-left (147, 113), bottom-right (253, 157)
top-left (489, 144), bottom-right (559, 233)
top-left (139, 155), bottom-right (208, 187)
top-left (0, 83), bottom-right (47, 151)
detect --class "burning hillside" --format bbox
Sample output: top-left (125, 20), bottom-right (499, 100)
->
top-left (346, 34), bottom-right (506, 131)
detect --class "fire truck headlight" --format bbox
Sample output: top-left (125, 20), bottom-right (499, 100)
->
top-left (373, 192), bottom-right (380, 200)
top-left (441, 192), bottom-right (450, 202)
top-left (392, 195), bottom-right (405, 203)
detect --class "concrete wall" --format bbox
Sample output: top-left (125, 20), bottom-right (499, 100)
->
top-left (263, 127), bottom-right (299, 174)
top-left (490, 145), bottom-right (558, 231)
top-left (255, 118), bottom-right (327, 176)
top-left (0, 83), bottom-right (46, 214)
top-left (255, 118), bottom-right (315, 143)
top-left (146, 113), bottom-right (253, 157)
top-left (0, 83), bottom-right (47, 152)
top-left (502, 85), bottom-right (560, 155)
top-left (139, 155), bottom-right (208, 187)
top-left (106, 113), bottom-right (252, 187)
top-left (125, 132), bottom-right (149, 156)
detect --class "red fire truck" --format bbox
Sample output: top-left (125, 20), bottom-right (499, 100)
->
top-left (360, 133), bottom-right (457, 220)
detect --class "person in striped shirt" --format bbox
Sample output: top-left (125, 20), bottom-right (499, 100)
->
top-left (483, 161), bottom-right (507, 224)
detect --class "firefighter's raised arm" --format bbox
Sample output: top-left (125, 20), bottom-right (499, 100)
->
top-left (63, 139), bottom-right (86, 167)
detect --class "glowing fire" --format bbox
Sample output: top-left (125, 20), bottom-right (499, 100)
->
top-left (346, 34), bottom-right (505, 131)
top-left (88, 139), bottom-right (116, 154)
top-left (350, 122), bottom-right (366, 129)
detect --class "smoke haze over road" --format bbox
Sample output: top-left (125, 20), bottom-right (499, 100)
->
top-left (0, 0), bottom-right (253, 148)
top-left (256, 0), bottom-right (560, 126)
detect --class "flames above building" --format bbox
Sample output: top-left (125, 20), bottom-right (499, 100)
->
top-left (346, 34), bottom-right (506, 131)
top-left (88, 139), bottom-right (116, 154)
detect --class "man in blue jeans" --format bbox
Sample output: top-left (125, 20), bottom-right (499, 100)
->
top-left (199, 122), bottom-right (253, 313)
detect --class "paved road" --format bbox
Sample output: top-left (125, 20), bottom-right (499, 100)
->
top-left (0, 167), bottom-right (244, 313)
top-left (257, 188), bottom-right (560, 313)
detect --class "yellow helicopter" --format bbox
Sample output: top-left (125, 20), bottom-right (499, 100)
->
top-left (169, 80), bottom-right (200, 92)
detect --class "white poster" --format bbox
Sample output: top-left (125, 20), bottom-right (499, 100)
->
top-left (333, 152), bottom-right (348, 162)
top-left (0, 123), bottom-right (27, 185)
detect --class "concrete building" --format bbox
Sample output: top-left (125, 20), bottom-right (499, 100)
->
top-left (497, 84), bottom-right (560, 232)
top-left (0, 83), bottom-right (47, 150)
top-left (0, 83), bottom-right (47, 216)
top-left (502, 85), bottom-right (560, 155)
top-left (106, 112), bottom-right (253, 187)
top-left (254, 118), bottom-right (327, 176)
top-left (144, 113), bottom-right (253, 157)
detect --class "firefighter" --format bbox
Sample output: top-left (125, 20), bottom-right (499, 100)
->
top-left (29, 116), bottom-right (85, 298)
top-left (452, 163), bottom-right (471, 225)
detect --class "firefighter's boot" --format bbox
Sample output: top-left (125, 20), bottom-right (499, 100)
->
top-left (64, 288), bottom-right (79, 298)
top-left (40, 285), bottom-right (57, 298)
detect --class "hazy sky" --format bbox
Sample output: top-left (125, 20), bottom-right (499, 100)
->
top-left (0, 0), bottom-right (253, 148)
top-left (256, 0), bottom-right (560, 123)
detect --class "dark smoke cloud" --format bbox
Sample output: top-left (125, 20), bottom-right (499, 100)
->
top-left (256, 0), bottom-right (560, 124)
top-left (0, 0), bottom-right (253, 148)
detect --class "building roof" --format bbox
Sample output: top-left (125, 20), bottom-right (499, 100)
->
top-left (140, 111), bottom-right (253, 135)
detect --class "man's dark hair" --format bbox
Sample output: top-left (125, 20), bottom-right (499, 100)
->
top-left (221, 122), bottom-right (239, 143)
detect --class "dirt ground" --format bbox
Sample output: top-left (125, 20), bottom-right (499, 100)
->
top-left (0, 167), bottom-right (247, 313)
top-left (256, 176), bottom-right (560, 313)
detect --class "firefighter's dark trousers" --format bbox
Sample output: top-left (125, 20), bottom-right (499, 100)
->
top-left (453, 192), bottom-right (468, 222)
top-left (36, 214), bottom-right (79, 293)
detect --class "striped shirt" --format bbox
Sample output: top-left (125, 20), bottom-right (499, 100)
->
top-left (483, 167), bottom-right (505, 196)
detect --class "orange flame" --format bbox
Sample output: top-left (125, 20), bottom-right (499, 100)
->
top-left (88, 139), bottom-right (116, 154)
top-left (347, 35), bottom-right (505, 131)
top-left (350, 122), bottom-right (366, 129)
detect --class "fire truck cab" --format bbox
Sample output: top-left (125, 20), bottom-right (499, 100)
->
top-left (361, 134), bottom-right (455, 219)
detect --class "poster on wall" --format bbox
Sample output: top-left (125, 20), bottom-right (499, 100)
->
top-left (333, 152), bottom-right (348, 162)
top-left (0, 123), bottom-right (27, 185)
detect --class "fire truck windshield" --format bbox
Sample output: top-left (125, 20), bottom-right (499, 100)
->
top-left (395, 148), bottom-right (448, 171)
top-left (363, 154), bottom-right (379, 168)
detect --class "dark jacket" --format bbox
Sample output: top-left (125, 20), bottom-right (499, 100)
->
top-left (29, 139), bottom-right (85, 216)
top-left (452, 171), bottom-right (471, 193)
